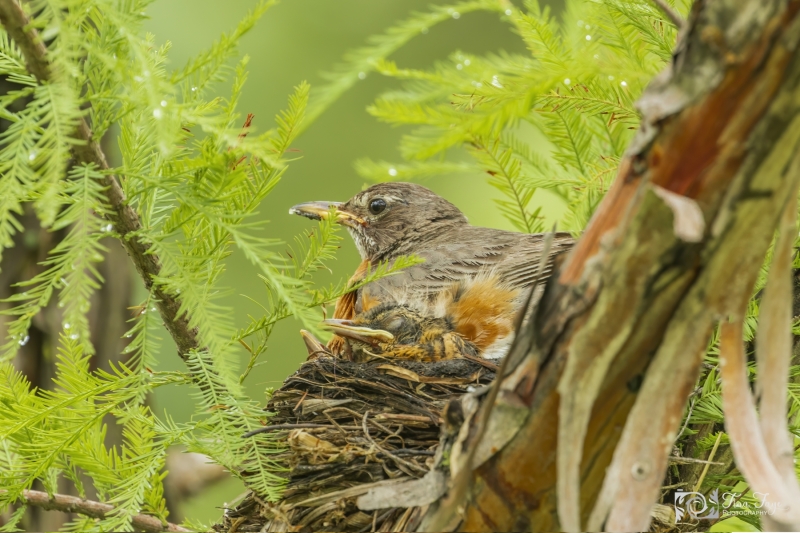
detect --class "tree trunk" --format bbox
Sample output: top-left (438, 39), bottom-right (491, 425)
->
top-left (419, 0), bottom-right (800, 531)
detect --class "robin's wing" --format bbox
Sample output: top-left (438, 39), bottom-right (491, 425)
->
top-left (491, 231), bottom-right (575, 288)
top-left (369, 230), bottom-right (575, 298)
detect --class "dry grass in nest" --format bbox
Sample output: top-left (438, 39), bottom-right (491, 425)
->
top-left (215, 356), bottom-right (496, 532)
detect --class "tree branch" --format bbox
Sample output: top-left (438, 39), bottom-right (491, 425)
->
top-left (754, 159), bottom-right (800, 529)
top-left (0, 0), bottom-right (200, 359)
top-left (0, 1), bottom-right (49, 81)
top-left (420, 0), bottom-right (800, 530)
top-left (649, 0), bottom-right (685, 30)
top-left (721, 320), bottom-right (800, 527)
top-left (4, 490), bottom-right (190, 533)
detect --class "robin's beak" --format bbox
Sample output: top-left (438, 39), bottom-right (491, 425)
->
top-left (321, 319), bottom-right (394, 345)
top-left (289, 201), bottom-right (366, 228)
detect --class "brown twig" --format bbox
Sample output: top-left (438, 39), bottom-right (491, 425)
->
top-left (460, 352), bottom-right (499, 372)
top-left (242, 423), bottom-right (334, 437)
top-left (675, 395), bottom-right (696, 441)
top-left (666, 455), bottom-right (723, 466)
top-left (692, 432), bottom-right (722, 492)
top-left (4, 489), bottom-right (190, 532)
top-left (649, 0), bottom-right (685, 30)
top-left (361, 411), bottom-right (427, 475)
top-left (0, 0), bottom-right (200, 359)
top-left (0, 2), bottom-right (50, 81)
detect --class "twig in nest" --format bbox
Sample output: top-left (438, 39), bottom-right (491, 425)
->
top-left (358, 509), bottom-right (394, 533)
top-left (362, 411), bottom-right (427, 475)
top-left (323, 409), bottom-right (348, 435)
top-left (328, 406), bottom-right (399, 437)
top-left (2, 489), bottom-right (189, 533)
top-left (293, 390), bottom-right (309, 412)
top-left (243, 423), bottom-right (330, 438)
top-left (461, 353), bottom-right (499, 372)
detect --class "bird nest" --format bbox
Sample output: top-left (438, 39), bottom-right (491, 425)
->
top-left (214, 356), bottom-right (496, 532)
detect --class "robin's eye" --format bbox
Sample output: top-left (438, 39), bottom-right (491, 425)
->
top-left (369, 198), bottom-right (387, 215)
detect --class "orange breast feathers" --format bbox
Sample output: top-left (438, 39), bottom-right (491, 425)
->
top-left (331, 259), bottom-right (371, 321)
top-left (328, 260), bottom-right (371, 354)
top-left (437, 277), bottom-right (519, 352)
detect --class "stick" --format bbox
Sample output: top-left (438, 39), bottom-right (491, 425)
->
top-left (649, 0), bottom-right (684, 30)
top-left (3, 489), bottom-right (190, 533)
top-left (692, 432), bottom-right (721, 493)
top-left (361, 411), bottom-right (427, 475)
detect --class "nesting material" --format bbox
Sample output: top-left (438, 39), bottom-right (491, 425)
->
top-left (215, 356), bottom-right (496, 532)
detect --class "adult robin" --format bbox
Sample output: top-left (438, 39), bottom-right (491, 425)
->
top-left (290, 182), bottom-right (574, 358)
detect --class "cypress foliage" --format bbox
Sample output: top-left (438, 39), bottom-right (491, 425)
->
top-left (0, 0), bottom-right (424, 528)
top-left (0, 0), bottom-right (796, 531)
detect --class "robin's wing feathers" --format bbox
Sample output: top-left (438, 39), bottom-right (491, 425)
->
top-left (332, 230), bottom-right (574, 358)
top-left (377, 229), bottom-right (574, 295)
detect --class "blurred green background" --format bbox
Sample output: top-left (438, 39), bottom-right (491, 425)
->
top-left (141, 0), bottom-right (564, 523)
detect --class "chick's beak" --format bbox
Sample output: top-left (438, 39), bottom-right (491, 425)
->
top-left (289, 201), bottom-right (366, 227)
top-left (299, 329), bottom-right (329, 357)
top-left (321, 319), bottom-right (394, 345)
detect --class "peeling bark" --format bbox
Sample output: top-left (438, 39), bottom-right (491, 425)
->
top-left (419, 0), bottom-right (800, 531)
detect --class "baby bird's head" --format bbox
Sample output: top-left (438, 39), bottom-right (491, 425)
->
top-left (323, 303), bottom-right (423, 344)
top-left (322, 303), bottom-right (447, 361)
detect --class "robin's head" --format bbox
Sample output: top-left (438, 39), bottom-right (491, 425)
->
top-left (289, 182), bottom-right (468, 259)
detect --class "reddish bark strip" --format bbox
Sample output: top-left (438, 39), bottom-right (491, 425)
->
top-left (420, 1), bottom-right (800, 531)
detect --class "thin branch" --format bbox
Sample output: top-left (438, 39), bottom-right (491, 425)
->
top-left (5, 490), bottom-right (190, 533)
top-left (0, 0), bottom-right (200, 359)
top-left (361, 411), bottom-right (427, 475)
top-left (243, 423), bottom-right (331, 437)
top-left (692, 431), bottom-right (721, 492)
top-left (0, 1), bottom-right (49, 80)
top-left (675, 395), bottom-right (696, 441)
top-left (666, 455), bottom-right (723, 466)
top-left (649, 0), bottom-right (685, 30)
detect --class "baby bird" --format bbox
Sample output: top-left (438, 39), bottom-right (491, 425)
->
top-left (321, 303), bottom-right (479, 363)
top-left (298, 274), bottom-right (517, 363)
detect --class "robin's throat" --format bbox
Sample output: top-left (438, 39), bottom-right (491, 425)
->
top-left (347, 227), bottom-right (375, 260)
